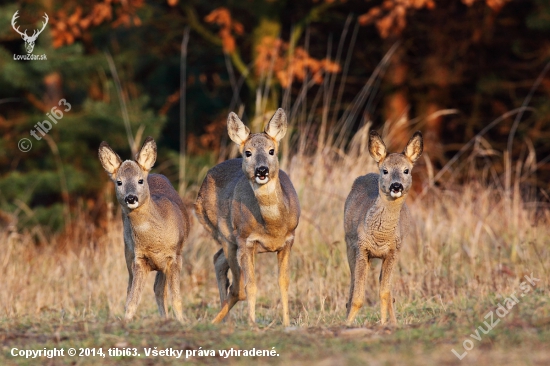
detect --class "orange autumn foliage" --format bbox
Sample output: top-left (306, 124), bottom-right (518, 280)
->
top-left (358, 0), bottom-right (435, 38)
top-left (204, 7), bottom-right (244, 54)
top-left (51, 0), bottom-right (144, 48)
top-left (357, 0), bottom-right (511, 38)
top-left (462, 0), bottom-right (510, 11)
top-left (256, 36), bottom-right (340, 88)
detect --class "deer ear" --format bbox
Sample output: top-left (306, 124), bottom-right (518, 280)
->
top-left (227, 112), bottom-right (250, 146)
top-left (403, 131), bottom-right (423, 163)
top-left (135, 136), bottom-right (157, 172)
top-left (264, 108), bottom-right (287, 142)
top-left (368, 130), bottom-right (387, 163)
top-left (98, 142), bottom-right (123, 179)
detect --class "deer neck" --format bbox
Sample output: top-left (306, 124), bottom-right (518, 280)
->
top-left (367, 191), bottom-right (405, 237)
top-left (251, 177), bottom-right (286, 226)
top-left (126, 195), bottom-right (158, 232)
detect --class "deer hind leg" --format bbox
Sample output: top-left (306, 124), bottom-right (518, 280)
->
top-left (166, 255), bottom-right (185, 323)
top-left (379, 251), bottom-right (398, 325)
top-left (212, 243), bottom-right (245, 324)
top-left (345, 246), bottom-right (369, 327)
top-left (154, 272), bottom-right (168, 318)
top-left (125, 258), bottom-right (149, 321)
top-left (213, 248), bottom-right (230, 306)
top-left (277, 240), bottom-right (293, 327)
top-left (345, 238), bottom-right (356, 317)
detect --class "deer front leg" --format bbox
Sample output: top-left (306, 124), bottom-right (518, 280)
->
top-left (379, 250), bottom-right (398, 325)
top-left (166, 255), bottom-right (184, 323)
top-left (238, 240), bottom-right (257, 325)
top-left (125, 257), bottom-right (149, 321)
top-left (277, 239), bottom-right (293, 327)
top-left (345, 246), bottom-right (369, 326)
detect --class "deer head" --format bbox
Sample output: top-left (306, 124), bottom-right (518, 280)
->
top-left (11, 11), bottom-right (49, 54)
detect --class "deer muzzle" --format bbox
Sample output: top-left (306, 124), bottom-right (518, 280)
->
top-left (389, 182), bottom-right (404, 198)
top-left (125, 194), bottom-right (139, 208)
top-left (254, 166), bottom-right (269, 184)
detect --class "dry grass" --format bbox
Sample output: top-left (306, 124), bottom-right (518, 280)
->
top-left (2, 38), bottom-right (549, 356)
top-left (1, 124), bottom-right (549, 364)
top-left (4, 138), bottom-right (547, 321)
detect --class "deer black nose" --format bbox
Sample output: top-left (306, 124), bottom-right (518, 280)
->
top-left (390, 183), bottom-right (403, 192)
top-left (125, 195), bottom-right (138, 204)
top-left (255, 166), bottom-right (269, 177)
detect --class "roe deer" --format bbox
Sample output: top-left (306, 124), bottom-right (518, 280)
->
top-left (345, 130), bottom-right (423, 326)
top-left (98, 137), bottom-right (190, 322)
top-left (195, 108), bottom-right (300, 326)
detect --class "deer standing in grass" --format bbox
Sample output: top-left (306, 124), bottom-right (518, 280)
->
top-left (195, 109), bottom-right (300, 326)
top-left (98, 137), bottom-right (190, 322)
top-left (345, 130), bottom-right (423, 326)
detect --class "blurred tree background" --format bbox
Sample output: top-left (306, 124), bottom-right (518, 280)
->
top-left (0, 0), bottom-right (549, 233)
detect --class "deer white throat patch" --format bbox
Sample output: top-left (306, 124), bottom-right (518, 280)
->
top-left (259, 203), bottom-right (281, 220)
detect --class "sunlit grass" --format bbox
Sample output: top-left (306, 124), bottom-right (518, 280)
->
top-left (2, 43), bottom-right (549, 361)
top-left (1, 123), bottom-right (548, 364)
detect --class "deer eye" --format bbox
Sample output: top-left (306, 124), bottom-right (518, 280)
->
top-left (382, 169), bottom-right (388, 175)
top-left (269, 149), bottom-right (275, 156)
top-left (245, 151), bottom-right (252, 158)
top-left (404, 169), bottom-right (409, 174)
top-left (117, 180), bottom-right (122, 186)
top-left (138, 179), bottom-right (144, 184)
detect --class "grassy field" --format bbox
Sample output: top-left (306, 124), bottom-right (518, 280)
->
top-left (1, 127), bottom-right (549, 365)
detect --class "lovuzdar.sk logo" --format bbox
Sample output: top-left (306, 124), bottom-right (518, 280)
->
top-left (11, 10), bottom-right (48, 61)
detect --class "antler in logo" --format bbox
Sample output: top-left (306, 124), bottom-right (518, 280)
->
top-left (11, 11), bottom-right (49, 54)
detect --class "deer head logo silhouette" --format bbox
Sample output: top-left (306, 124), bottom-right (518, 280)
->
top-left (11, 11), bottom-right (48, 54)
